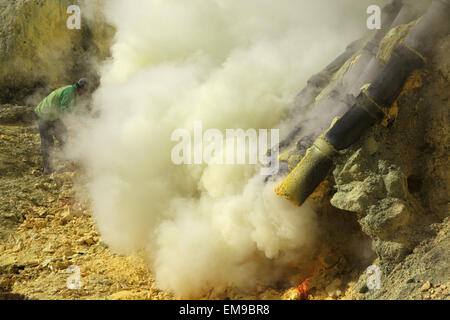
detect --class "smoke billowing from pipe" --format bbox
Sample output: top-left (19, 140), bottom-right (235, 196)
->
top-left (67, 0), bottom-right (388, 297)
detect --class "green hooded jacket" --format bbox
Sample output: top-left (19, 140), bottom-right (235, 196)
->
top-left (34, 84), bottom-right (79, 121)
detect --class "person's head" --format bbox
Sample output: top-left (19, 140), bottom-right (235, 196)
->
top-left (76, 78), bottom-right (90, 95)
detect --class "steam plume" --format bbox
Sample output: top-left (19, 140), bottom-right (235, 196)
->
top-left (68, 0), bottom-right (388, 297)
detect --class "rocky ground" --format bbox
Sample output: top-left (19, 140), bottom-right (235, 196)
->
top-left (0, 106), bottom-right (305, 300)
top-left (0, 104), bottom-right (387, 300)
top-left (276, 32), bottom-right (450, 299)
top-left (332, 35), bottom-right (450, 299)
top-left (353, 217), bottom-right (450, 300)
top-left (0, 106), bottom-right (173, 300)
top-left (1, 110), bottom-right (446, 301)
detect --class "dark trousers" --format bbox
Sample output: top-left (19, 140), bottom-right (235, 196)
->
top-left (34, 113), bottom-right (67, 171)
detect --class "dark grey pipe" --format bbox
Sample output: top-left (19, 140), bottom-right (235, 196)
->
top-left (327, 0), bottom-right (449, 150)
top-left (403, 0), bottom-right (450, 52)
top-left (348, 0), bottom-right (429, 97)
top-left (275, 0), bottom-right (450, 206)
top-left (277, 0), bottom-right (406, 155)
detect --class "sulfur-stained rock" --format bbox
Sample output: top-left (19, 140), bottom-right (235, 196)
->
top-left (325, 278), bottom-right (342, 297)
top-left (331, 175), bottom-right (385, 215)
top-left (281, 288), bottom-right (302, 300)
top-left (331, 184), bottom-right (369, 213)
top-left (78, 236), bottom-right (96, 246)
top-left (61, 208), bottom-right (82, 224)
top-left (377, 21), bottom-right (417, 65)
top-left (360, 198), bottom-right (412, 240)
top-left (287, 154), bottom-right (302, 171)
top-left (383, 170), bottom-right (408, 199)
top-left (374, 240), bottom-right (412, 267)
top-left (420, 281), bottom-right (431, 292)
top-left (107, 290), bottom-right (151, 300)
top-left (333, 149), bottom-right (371, 185)
top-left (364, 136), bottom-right (379, 156)
top-left (42, 243), bottom-right (55, 254)
top-left (55, 261), bottom-right (70, 270)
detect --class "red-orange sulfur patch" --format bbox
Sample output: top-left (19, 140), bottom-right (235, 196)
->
top-left (297, 279), bottom-right (310, 300)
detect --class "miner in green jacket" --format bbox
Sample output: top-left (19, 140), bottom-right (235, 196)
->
top-left (34, 78), bottom-right (89, 174)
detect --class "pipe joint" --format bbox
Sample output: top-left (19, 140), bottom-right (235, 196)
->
top-left (312, 135), bottom-right (339, 161)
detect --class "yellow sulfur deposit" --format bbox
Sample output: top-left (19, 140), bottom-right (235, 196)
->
top-left (377, 20), bottom-right (417, 65)
top-left (287, 154), bottom-right (303, 171)
top-left (278, 146), bottom-right (303, 171)
top-left (381, 70), bottom-right (423, 127)
top-left (278, 146), bottom-right (297, 162)
top-left (314, 53), bottom-right (362, 104)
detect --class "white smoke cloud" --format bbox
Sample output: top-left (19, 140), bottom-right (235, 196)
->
top-left (68, 0), bottom-right (388, 297)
